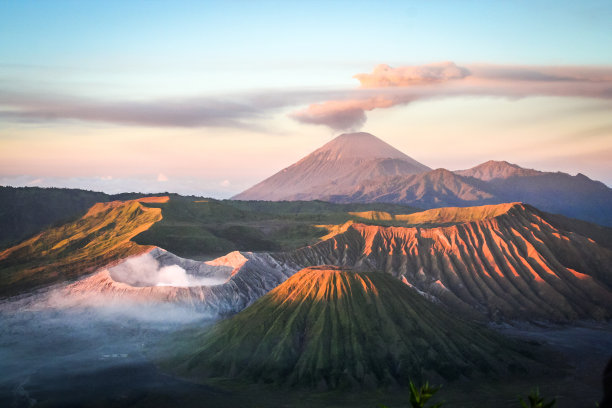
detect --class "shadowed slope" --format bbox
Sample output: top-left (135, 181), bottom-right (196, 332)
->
top-left (326, 168), bottom-right (494, 207)
top-left (0, 198), bottom-right (166, 296)
top-left (176, 267), bottom-right (539, 389)
top-left (282, 203), bottom-right (612, 321)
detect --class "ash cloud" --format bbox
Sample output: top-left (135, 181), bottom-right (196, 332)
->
top-left (290, 96), bottom-right (395, 131)
top-left (109, 253), bottom-right (227, 288)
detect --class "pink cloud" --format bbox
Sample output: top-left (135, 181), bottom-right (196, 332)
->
top-left (290, 62), bottom-right (612, 131)
top-left (354, 62), bottom-right (470, 88)
top-left (290, 97), bottom-right (396, 131)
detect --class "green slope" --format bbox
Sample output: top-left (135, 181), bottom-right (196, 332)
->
top-left (133, 197), bottom-right (420, 258)
top-left (172, 267), bottom-right (540, 390)
top-left (0, 199), bottom-right (162, 296)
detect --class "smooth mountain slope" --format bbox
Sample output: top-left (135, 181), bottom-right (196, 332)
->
top-left (174, 266), bottom-right (539, 389)
top-left (281, 203), bottom-right (612, 321)
top-left (233, 132), bottom-right (430, 201)
top-left (0, 197), bottom-right (166, 296)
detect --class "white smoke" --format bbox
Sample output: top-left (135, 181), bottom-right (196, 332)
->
top-left (109, 253), bottom-right (227, 288)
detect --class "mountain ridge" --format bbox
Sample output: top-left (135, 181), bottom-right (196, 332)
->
top-left (234, 133), bottom-right (612, 226)
top-left (280, 202), bottom-right (612, 321)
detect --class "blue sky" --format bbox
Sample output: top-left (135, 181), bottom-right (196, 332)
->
top-left (3, 1), bottom-right (611, 91)
top-left (1, 1), bottom-right (611, 195)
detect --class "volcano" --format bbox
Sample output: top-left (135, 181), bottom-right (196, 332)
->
top-left (233, 132), bottom-right (431, 201)
top-left (174, 266), bottom-right (540, 389)
top-left (234, 133), bottom-right (612, 226)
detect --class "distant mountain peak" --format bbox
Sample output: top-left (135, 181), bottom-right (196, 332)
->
top-left (309, 132), bottom-right (414, 161)
top-left (455, 160), bottom-right (540, 181)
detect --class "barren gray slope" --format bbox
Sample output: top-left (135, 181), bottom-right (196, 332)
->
top-left (233, 132), bottom-right (430, 201)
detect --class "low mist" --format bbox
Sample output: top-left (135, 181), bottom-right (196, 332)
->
top-left (0, 284), bottom-right (216, 408)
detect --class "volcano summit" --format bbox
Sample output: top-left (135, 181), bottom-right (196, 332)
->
top-left (233, 132), bottom-right (431, 201)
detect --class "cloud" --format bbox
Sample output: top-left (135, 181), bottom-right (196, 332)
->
top-left (290, 97), bottom-right (395, 131)
top-left (290, 62), bottom-right (612, 131)
top-left (2, 63), bottom-right (611, 132)
top-left (354, 62), bottom-right (470, 87)
top-left (219, 179), bottom-right (231, 187)
top-left (0, 90), bottom-right (283, 129)
top-left (157, 173), bottom-right (168, 182)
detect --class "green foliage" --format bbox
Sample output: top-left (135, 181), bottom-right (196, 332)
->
top-left (409, 380), bottom-right (443, 408)
top-left (519, 387), bottom-right (556, 408)
top-left (134, 197), bottom-right (420, 257)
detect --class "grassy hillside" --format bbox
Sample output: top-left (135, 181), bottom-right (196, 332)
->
top-left (0, 186), bottom-right (111, 248)
top-left (0, 186), bottom-right (175, 249)
top-left (171, 267), bottom-right (541, 390)
top-left (0, 198), bottom-right (163, 296)
top-left (133, 198), bottom-right (420, 258)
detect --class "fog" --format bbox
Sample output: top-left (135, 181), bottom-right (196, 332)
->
top-left (109, 253), bottom-right (228, 287)
top-left (0, 285), bottom-right (217, 408)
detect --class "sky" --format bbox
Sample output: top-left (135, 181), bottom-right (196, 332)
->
top-left (1, 0), bottom-right (611, 197)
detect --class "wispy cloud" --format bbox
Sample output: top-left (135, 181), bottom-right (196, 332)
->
top-left (2, 63), bottom-right (611, 132)
top-left (354, 62), bottom-right (470, 87)
top-left (291, 62), bottom-right (612, 130)
top-left (0, 90), bottom-right (270, 129)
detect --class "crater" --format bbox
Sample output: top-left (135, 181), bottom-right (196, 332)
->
top-left (108, 250), bottom-right (233, 288)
